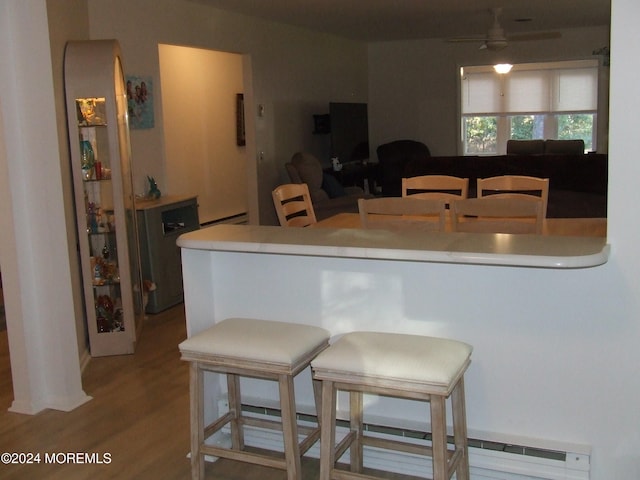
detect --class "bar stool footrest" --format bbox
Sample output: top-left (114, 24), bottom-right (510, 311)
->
top-left (204, 413), bottom-right (322, 456)
top-left (334, 431), bottom-right (461, 471)
top-left (200, 443), bottom-right (287, 471)
top-left (331, 469), bottom-right (394, 480)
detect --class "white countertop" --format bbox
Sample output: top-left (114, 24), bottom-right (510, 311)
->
top-left (177, 224), bottom-right (609, 269)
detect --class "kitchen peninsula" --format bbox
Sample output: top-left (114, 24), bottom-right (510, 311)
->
top-left (177, 224), bottom-right (606, 477)
top-left (177, 224), bottom-right (609, 270)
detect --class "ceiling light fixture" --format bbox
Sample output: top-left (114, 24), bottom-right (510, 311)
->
top-left (494, 63), bottom-right (513, 74)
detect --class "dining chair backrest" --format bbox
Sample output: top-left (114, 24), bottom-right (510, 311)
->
top-left (358, 197), bottom-right (447, 232)
top-left (272, 183), bottom-right (317, 227)
top-left (402, 175), bottom-right (469, 202)
top-left (477, 175), bottom-right (549, 218)
top-left (450, 197), bottom-right (544, 234)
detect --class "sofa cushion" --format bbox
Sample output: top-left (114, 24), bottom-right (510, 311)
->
top-left (313, 195), bottom-right (362, 220)
top-left (545, 139), bottom-right (585, 155)
top-left (285, 162), bottom-right (302, 184)
top-left (290, 152), bottom-right (329, 203)
top-left (507, 139), bottom-right (545, 155)
top-left (322, 173), bottom-right (347, 198)
top-left (291, 152), bottom-right (322, 188)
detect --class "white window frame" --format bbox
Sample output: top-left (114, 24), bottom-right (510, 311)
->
top-left (459, 60), bottom-right (599, 155)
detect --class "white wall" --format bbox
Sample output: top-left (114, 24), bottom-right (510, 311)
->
top-left (368, 26), bottom-right (610, 156)
top-left (159, 45), bottom-right (247, 224)
top-left (87, 0), bottom-right (368, 225)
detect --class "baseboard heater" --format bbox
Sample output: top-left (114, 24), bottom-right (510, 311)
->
top-left (211, 402), bottom-right (590, 480)
top-left (200, 212), bottom-right (248, 227)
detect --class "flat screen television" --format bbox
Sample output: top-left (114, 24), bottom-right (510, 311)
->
top-left (329, 102), bottom-right (369, 164)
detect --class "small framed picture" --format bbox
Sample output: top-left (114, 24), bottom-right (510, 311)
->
top-left (236, 93), bottom-right (246, 146)
top-left (126, 75), bottom-right (154, 129)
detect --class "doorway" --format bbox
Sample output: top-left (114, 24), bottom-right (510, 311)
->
top-left (158, 45), bottom-right (252, 225)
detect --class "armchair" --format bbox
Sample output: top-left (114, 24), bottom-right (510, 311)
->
top-left (285, 152), bottom-right (371, 220)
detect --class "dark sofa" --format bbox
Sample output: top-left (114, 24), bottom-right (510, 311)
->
top-left (376, 140), bottom-right (607, 218)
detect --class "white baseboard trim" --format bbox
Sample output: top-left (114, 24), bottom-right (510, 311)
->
top-left (209, 402), bottom-right (590, 480)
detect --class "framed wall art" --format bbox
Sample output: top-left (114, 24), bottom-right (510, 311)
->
top-left (126, 75), bottom-right (154, 129)
top-left (236, 93), bottom-right (246, 146)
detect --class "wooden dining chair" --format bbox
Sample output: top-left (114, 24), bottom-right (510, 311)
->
top-left (358, 197), bottom-right (447, 232)
top-left (477, 175), bottom-right (549, 218)
top-left (450, 197), bottom-right (544, 234)
top-left (272, 183), bottom-right (317, 227)
top-left (402, 175), bottom-right (469, 202)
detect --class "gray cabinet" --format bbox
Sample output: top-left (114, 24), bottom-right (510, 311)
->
top-left (136, 196), bottom-right (199, 313)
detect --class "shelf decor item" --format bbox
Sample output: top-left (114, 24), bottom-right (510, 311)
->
top-left (146, 176), bottom-right (161, 199)
top-left (80, 140), bottom-right (95, 180)
top-left (65, 40), bottom-right (144, 357)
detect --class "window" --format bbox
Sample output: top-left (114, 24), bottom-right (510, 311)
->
top-left (460, 60), bottom-right (599, 155)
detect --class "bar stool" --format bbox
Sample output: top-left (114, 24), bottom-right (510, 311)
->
top-left (179, 318), bottom-right (330, 480)
top-left (311, 331), bottom-right (472, 480)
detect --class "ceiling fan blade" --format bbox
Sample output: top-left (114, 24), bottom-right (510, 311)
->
top-left (507, 31), bottom-right (562, 41)
top-left (446, 36), bottom-right (488, 43)
top-left (445, 8), bottom-right (560, 48)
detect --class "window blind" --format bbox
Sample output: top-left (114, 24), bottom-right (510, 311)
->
top-left (461, 71), bottom-right (501, 114)
top-left (461, 60), bottom-right (598, 115)
top-left (553, 68), bottom-right (598, 112)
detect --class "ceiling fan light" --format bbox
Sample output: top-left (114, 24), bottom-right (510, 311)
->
top-left (494, 63), bottom-right (513, 74)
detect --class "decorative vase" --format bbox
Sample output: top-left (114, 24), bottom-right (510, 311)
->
top-left (80, 140), bottom-right (95, 180)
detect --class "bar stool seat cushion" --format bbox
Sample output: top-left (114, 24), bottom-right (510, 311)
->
top-left (312, 331), bottom-right (472, 395)
top-left (179, 317), bottom-right (330, 367)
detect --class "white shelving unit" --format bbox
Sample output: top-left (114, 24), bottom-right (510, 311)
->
top-left (64, 40), bottom-right (144, 356)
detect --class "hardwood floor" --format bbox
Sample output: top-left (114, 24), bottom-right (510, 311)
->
top-left (0, 305), bottom-right (319, 479)
top-left (1, 305), bottom-right (188, 479)
top-left (0, 305), bottom-right (412, 480)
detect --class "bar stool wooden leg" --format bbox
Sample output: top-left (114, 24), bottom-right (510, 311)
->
top-left (319, 380), bottom-right (336, 480)
top-left (350, 391), bottom-right (364, 472)
top-left (190, 363), bottom-right (205, 480)
top-left (227, 373), bottom-right (244, 451)
top-left (430, 395), bottom-right (447, 480)
top-left (279, 374), bottom-right (302, 480)
top-left (312, 378), bottom-right (323, 429)
top-left (452, 378), bottom-right (470, 480)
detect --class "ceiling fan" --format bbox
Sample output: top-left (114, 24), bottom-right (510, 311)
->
top-left (446, 7), bottom-right (561, 51)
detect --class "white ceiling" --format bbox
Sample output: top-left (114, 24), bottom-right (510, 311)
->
top-left (191, 0), bottom-right (611, 42)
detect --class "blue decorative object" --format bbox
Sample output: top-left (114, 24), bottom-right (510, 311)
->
top-left (147, 176), bottom-right (161, 199)
top-left (80, 140), bottom-right (95, 180)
